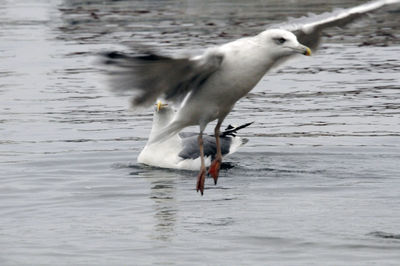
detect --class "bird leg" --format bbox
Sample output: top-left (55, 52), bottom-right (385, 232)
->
top-left (196, 132), bottom-right (206, 195)
top-left (208, 121), bottom-right (222, 184)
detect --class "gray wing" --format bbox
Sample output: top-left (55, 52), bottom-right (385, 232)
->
top-left (178, 121), bottom-right (253, 159)
top-left (100, 49), bottom-right (224, 108)
top-left (178, 135), bottom-right (232, 160)
top-left (279, 0), bottom-right (399, 50)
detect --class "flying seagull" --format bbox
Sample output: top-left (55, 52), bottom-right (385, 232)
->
top-left (101, 0), bottom-right (399, 194)
top-left (138, 101), bottom-right (251, 170)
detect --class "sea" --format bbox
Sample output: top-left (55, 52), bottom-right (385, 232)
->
top-left (1, 0), bottom-right (400, 265)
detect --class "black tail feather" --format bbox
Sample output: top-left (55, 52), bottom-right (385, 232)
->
top-left (220, 122), bottom-right (253, 137)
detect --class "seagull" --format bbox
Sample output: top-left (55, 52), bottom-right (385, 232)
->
top-left (101, 0), bottom-right (399, 194)
top-left (137, 101), bottom-right (252, 170)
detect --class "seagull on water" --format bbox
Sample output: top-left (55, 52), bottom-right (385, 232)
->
top-left (137, 101), bottom-right (251, 170)
top-left (101, 0), bottom-right (399, 194)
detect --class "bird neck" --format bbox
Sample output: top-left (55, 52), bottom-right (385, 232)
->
top-left (148, 108), bottom-right (175, 141)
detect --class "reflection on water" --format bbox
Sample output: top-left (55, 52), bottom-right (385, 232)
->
top-left (150, 177), bottom-right (177, 241)
top-left (137, 168), bottom-right (179, 241)
top-left (1, 0), bottom-right (400, 265)
top-left (125, 164), bottom-right (180, 241)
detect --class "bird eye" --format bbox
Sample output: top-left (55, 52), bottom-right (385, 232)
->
top-left (275, 37), bottom-right (286, 44)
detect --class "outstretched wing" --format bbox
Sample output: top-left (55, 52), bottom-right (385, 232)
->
top-left (279, 0), bottom-right (399, 50)
top-left (100, 49), bottom-right (224, 108)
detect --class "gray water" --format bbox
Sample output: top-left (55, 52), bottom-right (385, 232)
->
top-left (1, 0), bottom-right (400, 265)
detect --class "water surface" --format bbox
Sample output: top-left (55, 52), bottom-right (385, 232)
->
top-left (1, 0), bottom-right (400, 265)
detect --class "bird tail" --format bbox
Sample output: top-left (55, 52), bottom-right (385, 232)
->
top-left (220, 122), bottom-right (253, 137)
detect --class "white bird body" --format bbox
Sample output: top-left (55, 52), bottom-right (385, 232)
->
top-left (139, 137), bottom-right (245, 170)
top-left (138, 106), bottom-right (183, 168)
top-left (138, 104), bottom-right (249, 170)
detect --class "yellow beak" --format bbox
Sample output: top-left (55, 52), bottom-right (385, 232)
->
top-left (156, 100), bottom-right (162, 111)
top-left (156, 100), bottom-right (168, 111)
top-left (305, 47), bottom-right (312, 56)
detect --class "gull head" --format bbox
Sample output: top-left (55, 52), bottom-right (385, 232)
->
top-left (259, 29), bottom-right (311, 58)
top-left (154, 100), bottom-right (174, 125)
top-left (152, 100), bottom-right (175, 135)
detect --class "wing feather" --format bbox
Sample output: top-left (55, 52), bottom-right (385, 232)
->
top-left (100, 49), bottom-right (224, 108)
top-left (278, 0), bottom-right (400, 50)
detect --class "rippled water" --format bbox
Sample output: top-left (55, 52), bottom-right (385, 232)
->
top-left (1, 0), bottom-right (400, 265)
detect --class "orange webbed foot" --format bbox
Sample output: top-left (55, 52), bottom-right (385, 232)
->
top-left (208, 158), bottom-right (221, 185)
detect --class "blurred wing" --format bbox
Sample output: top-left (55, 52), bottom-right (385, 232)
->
top-left (279, 0), bottom-right (399, 50)
top-left (100, 49), bottom-right (224, 108)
